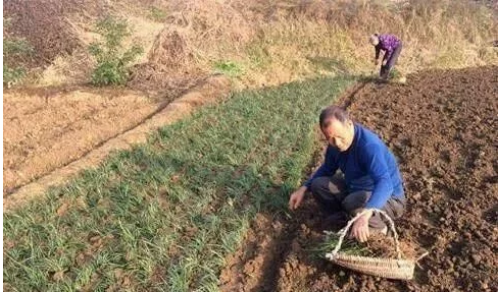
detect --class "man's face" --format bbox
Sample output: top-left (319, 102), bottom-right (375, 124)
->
top-left (321, 119), bottom-right (354, 152)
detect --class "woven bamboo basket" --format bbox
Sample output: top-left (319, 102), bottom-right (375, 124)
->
top-left (325, 209), bottom-right (416, 280)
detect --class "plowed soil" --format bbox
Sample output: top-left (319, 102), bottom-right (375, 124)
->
top-left (3, 87), bottom-right (158, 195)
top-left (219, 66), bottom-right (498, 291)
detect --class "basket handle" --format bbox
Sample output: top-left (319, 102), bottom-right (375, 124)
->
top-left (327, 208), bottom-right (403, 260)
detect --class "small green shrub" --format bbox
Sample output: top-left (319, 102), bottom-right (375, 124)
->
top-left (149, 6), bottom-right (167, 22)
top-left (3, 18), bottom-right (33, 87)
top-left (3, 66), bottom-right (26, 87)
top-left (4, 38), bottom-right (33, 56)
top-left (89, 16), bottom-right (143, 86)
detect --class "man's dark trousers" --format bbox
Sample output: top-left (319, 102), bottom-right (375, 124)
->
top-left (380, 43), bottom-right (403, 80)
top-left (310, 176), bottom-right (405, 229)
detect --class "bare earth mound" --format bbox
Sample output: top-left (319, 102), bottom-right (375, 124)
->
top-left (3, 87), bottom-right (158, 194)
top-left (219, 66), bottom-right (498, 291)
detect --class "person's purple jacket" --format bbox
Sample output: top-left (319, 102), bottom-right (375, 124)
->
top-left (375, 34), bottom-right (401, 62)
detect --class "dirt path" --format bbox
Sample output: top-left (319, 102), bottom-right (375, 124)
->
top-left (219, 66), bottom-right (498, 291)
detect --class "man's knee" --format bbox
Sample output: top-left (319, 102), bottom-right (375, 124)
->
top-left (369, 197), bottom-right (406, 229)
top-left (386, 197), bottom-right (406, 219)
top-left (310, 177), bottom-right (331, 196)
top-left (341, 191), bottom-right (370, 214)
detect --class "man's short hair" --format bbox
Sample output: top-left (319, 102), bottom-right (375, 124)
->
top-left (319, 106), bottom-right (350, 129)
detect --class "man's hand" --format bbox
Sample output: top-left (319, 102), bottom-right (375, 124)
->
top-left (289, 186), bottom-right (307, 210)
top-left (350, 209), bottom-right (373, 243)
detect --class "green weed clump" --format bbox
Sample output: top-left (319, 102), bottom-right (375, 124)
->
top-left (3, 18), bottom-right (33, 87)
top-left (3, 65), bottom-right (26, 88)
top-left (316, 230), bottom-right (418, 261)
top-left (149, 6), bottom-right (167, 22)
top-left (213, 60), bottom-right (244, 77)
top-left (89, 16), bottom-right (143, 86)
top-left (313, 231), bottom-right (369, 258)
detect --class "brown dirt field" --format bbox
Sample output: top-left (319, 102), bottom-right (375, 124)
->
top-left (3, 86), bottom-right (158, 194)
top-left (219, 66), bottom-right (498, 291)
top-left (3, 75), bottom-right (231, 211)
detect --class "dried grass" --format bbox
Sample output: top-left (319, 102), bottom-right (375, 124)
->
top-left (5, 0), bottom-right (497, 90)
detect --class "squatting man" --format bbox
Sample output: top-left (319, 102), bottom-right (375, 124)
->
top-left (288, 106), bottom-right (406, 242)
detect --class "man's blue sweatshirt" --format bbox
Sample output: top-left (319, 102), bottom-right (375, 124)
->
top-left (304, 123), bottom-right (404, 209)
